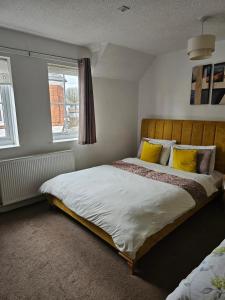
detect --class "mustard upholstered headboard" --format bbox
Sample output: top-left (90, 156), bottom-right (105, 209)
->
top-left (141, 119), bottom-right (225, 173)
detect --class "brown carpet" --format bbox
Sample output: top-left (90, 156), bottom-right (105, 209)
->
top-left (0, 198), bottom-right (225, 300)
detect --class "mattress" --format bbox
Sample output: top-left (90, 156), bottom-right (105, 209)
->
top-left (40, 158), bottom-right (218, 258)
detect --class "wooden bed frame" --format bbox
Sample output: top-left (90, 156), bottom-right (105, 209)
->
top-left (47, 119), bottom-right (225, 274)
top-left (48, 192), bottom-right (221, 274)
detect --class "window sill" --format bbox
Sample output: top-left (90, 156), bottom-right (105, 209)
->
top-left (0, 143), bottom-right (20, 150)
top-left (53, 138), bottom-right (78, 143)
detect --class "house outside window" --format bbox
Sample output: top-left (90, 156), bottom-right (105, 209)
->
top-left (48, 64), bottom-right (79, 142)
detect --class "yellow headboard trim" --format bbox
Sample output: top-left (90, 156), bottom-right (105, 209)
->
top-left (141, 119), bottom-right (225, 173)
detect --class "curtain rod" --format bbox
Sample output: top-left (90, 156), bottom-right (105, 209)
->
top-left (0, 44), bottom-right (80, 63)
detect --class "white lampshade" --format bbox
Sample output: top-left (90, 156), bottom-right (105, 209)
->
top-left (187, 34), bottom-right (215, 60)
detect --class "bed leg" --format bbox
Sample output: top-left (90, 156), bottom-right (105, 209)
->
top-left (119, 252), bottom-right (137, 275)
top-left (127, 260), bottom-right (136, 275)
top-left (47, 198), bottom-right (55, 210)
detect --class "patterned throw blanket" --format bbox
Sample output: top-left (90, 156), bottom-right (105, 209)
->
top-left (112, 161), bottom-right (208, 204)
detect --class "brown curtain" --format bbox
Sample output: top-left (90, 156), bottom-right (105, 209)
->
top-left (78, 58), bottom-right (96, 144)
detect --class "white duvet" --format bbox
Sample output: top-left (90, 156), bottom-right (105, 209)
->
top-left (40, 158), bottom-right (217, 258)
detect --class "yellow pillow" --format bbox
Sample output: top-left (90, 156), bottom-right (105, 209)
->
top-left (140, 142), bottom-right (162, 163)
top-left (173, 148), bottom-right (197, 172)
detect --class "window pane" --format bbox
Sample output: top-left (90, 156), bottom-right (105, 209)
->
top-left (0, 103), bottom-right (6, 138)
top-left (0, 57), bottom-right (19, 147)
top-left (0, 58), bottom-right (11, 84)
top-left (48, 64), bottom-right (79, 141)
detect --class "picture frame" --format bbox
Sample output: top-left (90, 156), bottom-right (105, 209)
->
top-left (211, 62), bottom-right (225, 105)
top-left (190, 64), bottom-right (212, 105)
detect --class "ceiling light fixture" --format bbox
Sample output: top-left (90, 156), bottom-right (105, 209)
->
top-left (187, 16), bottom-right (215, 60)
top-left (118, 5), bottom-right (130, 13)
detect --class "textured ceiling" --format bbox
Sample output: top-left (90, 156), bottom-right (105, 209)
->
top-left (0, 0), bottom-right (225, 55)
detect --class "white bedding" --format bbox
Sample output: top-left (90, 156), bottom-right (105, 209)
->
top-left (40, 158), bottom-right (217, 258)
top-left (167, 238), bottom-right (225, 300)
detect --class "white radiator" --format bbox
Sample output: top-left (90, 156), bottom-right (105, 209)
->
top-left (0, 150), bottom-right (75, 206)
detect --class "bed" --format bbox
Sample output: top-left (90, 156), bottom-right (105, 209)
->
top-left (41, 119), bottom-right (225, 274)
top-left (166, 238), bottom-right (225, 300)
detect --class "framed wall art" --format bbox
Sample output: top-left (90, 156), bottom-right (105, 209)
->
top-left (211, 62), bottom-right (225, 105)
top-left (190, 64), bottom-right (212, 105)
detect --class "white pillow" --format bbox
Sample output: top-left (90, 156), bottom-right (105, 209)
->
top-left (138, 138), bottom-right (176, 165)
top-left (169, 144), bottom-right (216, 174)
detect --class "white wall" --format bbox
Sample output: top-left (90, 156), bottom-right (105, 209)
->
top-left (75, 78), bottom-right (138, 169)
top-left (138, 40), bottom-right (225, 133)
top-left (0, 27), bottom-right (89, 59)
top-left (0, 28), bottom-right (138, 170)
top-left (92, 43), bottom-right (154, 81)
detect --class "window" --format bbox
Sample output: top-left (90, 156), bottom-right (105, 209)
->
top-left (48, 64), bottom-right (79, 141)
top-left (0, 57), bottom-right (19, 148)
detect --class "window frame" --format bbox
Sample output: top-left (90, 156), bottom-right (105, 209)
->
top-left (47, 62), bottom-right (79, 143)
top-left (0, 56), bottom-right (19, 149)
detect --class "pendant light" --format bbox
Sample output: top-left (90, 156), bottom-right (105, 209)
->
top-left (187, 16), bottom-right (215, 60)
